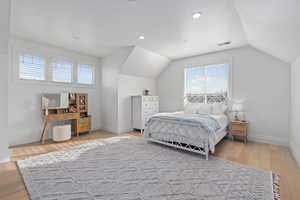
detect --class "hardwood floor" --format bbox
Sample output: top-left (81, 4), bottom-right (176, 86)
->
top-left (0, 130), bottom-right (299, 200)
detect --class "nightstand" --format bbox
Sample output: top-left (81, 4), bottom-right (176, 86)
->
top-left (229, 121), bottom-right (248, 143)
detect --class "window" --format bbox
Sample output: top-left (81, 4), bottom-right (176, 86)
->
top-left (185, 63), bottom-right (229, 103)
top-left (19, 54), bottom-right (46, 80)
top-left (77, 64), bottom-right (94, 84)
top-left (16, 48), bottom-right (96, 86)
top-left (52, 60), bottom-right (73, 83)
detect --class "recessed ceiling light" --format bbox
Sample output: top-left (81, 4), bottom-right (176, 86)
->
top-left (72, 35), bottom-right (80, 40)
top-left (218, 41), bottom-right (232, 46)
top-left (128, 0), bottom-right (137, 6)
top-left (139, 35), bottom-right (145, 40)
top-left (192, 12), bottom-right (202, 19)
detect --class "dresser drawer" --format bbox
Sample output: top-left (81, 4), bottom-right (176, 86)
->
top-left (143, 96), bottom-right (159, 102)
top-left (77, 116), bottom-right (91, 133)
top-left (143, 105), bottom-right (158, 114)
top-left (231, 125), bottom-right (246, 132)
top-left (144, 101), bottom-right (158, 107)
top-left (132, 96), bottom-right (159, 130)
top-left (231, 129), bottom-right (246, 136)
top-left (230, 122), bottom-right (248, 138)
top-left (143, 96), bottom-right (151, 101)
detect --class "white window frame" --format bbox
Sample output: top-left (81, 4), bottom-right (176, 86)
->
top-left (13, 49), bottom-right (48, 84)
top-left (18, 53), bottom-right (47, 81)
top-left (183, 59), bottom-right (233, 101)
top-left (50, 57), bottom-right (74, 84)
top-left (11, 47), bottom-right (97, 88)
top-left (77, 63), bottom-right (96, 85)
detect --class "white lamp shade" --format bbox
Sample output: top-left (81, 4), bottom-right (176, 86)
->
top-left (232, 103), bottom-right (244, 112)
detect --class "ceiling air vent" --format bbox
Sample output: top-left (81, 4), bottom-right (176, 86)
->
top-left (218, 41), bottom-right (232, 46)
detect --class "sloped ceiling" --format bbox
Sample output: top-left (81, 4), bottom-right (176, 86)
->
top-left (102, 46), bottom-right (134, 71)
top-left (120, 46), bottom-right (170, 78)
top-left (10, 0), bottom-right (247, 59)
top-left (10, 0), bottom-right (300, 64)
top-left (102, 45), bottom-right (169, 79)
top-left (234, 0), bottom-right (300, 63)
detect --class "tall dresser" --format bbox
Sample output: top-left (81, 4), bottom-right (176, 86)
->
top-left (132, 96), bottom-right (159, 133)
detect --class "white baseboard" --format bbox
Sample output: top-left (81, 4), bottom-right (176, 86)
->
top-left (0, 154), bottom-right (10, 163)
top-left (248, 135), bottom-right (289, 146)
top-left (102, 126), bottom-right (135, 135)
top-left (290, 140), bottom-right (300, 166)
top-left (118, 128), bottom-right (134, 134)
top-left (101, 127), bottom-right (119, 135)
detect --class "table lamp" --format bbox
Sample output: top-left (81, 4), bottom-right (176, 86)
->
top-left (232, 103), bottom-right (244, 121)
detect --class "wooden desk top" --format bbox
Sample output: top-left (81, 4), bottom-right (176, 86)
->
top-left (45, 112), bottom-right (80, 122)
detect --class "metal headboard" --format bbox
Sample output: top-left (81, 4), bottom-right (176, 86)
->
top-left (184, 92), bottom-right (229, 104)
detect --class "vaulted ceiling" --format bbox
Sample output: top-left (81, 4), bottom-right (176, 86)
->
top-left (10, 0), bottom-right (300, 63)
top-left (120, 46), bottom-right (170, 78)
top-left (234, 0), bottom-right (300, 63)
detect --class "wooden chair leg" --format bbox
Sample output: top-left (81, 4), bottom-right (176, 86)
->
top-left (40, 121), bottom-right (48, 143)
top-left (41, 122), bottom-right (50, 144)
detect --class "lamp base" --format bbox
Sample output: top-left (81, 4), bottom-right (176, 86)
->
top-left (234, 112), bottom-right (239, 121)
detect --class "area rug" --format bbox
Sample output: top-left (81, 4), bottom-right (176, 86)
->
top-left (17, 136), bottom-right (280, 200)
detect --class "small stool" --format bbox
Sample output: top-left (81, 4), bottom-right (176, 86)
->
top-left (53, 125), bottom-right (71, 142)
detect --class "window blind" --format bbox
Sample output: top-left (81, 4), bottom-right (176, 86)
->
top-left (77, 64), bottom-right (94, 84)
top-left (52, 60), bottom-right (73, 83)
top-left (19, 54), bottom-right (46, 80)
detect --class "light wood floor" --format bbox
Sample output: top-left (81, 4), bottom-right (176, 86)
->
top-left (0, 130), bottom-right (299, 200)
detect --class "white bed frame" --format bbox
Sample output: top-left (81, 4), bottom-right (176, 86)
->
top-left (146, 128), bottom-right (227, 160)
top-left (147, 137), bottom-right (210, 160)
top-left (146, 93), bottom-right (229, 160)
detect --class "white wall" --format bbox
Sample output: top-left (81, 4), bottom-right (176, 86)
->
top-left (0, 53), bottom-right (10, 162)
top-left (0, 0), bottom-right (10, 162)
top-left (290, 56), bottom-right (300, 165)
top-left (8, 38), bottom-right (102, 146)
top-left (101, 47), bottom-right (134, 133)
top-left (158, 46), bottom-right (290, 146)
top-left (0, 0), bottom-right (10, 54)
top-left (117, 74), bottom-right (157, 133)
top-left (101, 46), bottom-right (168, 134)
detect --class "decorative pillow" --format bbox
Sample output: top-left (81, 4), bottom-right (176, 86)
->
top-left (184, 103), bottom-right (199, 114)
top-left (197, 104), bottom-right (211, 115)
top-left (211, 103), bottom-right (228, 115)
top-left (185, 95), bottom-right (205, 103)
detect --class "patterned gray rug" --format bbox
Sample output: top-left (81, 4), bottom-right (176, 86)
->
top-left (17, 136), bottom-right (280, 200)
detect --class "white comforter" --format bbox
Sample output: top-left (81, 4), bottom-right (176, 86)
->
top-left (144, 112), bottom-right (229, 153)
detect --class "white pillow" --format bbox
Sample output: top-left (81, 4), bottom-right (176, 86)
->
top-left (184, 103), bottom-right (199, 114)
top-left (211, 103), bottom-right (227, 115)
top-left (197, 104), bottom-right (211, 115)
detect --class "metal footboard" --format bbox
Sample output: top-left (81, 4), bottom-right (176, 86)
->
top-left (144, 116), bottom-right (213, 160)
top-left (145, 137), bottom-right (209, 160)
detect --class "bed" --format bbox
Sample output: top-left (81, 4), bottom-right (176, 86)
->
top-left (144, 96), bottom-right (229, 160)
